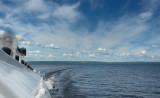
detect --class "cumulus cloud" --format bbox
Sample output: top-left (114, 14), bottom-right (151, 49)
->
top-left (44, 43), bottom-right (59, 49)
top-left (113, 47), bottom-right (148, 58)
top-left (141, 50), bottom-right (146, 54)
top-left (48, 54), bottom-right (55, 58)
top-left (88, 54), bottom-right (96, 57)
top-left (74, 52), bottom-right (81, 57)
top-left (0, 0), bottom-right (160, 61)
top-left (19, 41), bottom-right (31, 45)
top-left (28, 50), bottom-right (41, 54)
top-left (44, 43), bottom-right (55, 48)
top-left (63, 53), bottom-right (73, 57)
top-left (62, 51), bottom-right (82, 58)
top-left (97, 48), bottom-right (106, 52)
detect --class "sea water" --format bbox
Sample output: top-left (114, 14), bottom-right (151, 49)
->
top-left (31, 63), bottom-right (160, 98)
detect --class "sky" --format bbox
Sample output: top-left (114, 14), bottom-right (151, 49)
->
top-left (0, 0), bottom-right (160, 61)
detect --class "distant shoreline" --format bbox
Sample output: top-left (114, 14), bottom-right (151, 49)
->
top-left (28, 61), bottom-right (160, 65)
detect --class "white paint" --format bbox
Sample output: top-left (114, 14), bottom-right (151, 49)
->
top-left (0, 49), bottom-right (52, 98)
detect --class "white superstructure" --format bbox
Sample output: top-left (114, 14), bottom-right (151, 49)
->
top-left (0, 31), bottom-right (24, 63)
top-left (0, 30), bottom-right (53, 98)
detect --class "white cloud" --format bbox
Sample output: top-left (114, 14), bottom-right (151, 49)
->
top-left (82, 50), bottom-right (87, 53)
top-left (74, 52), bottom-right (81, 57)
top-left (88, 54), bottom-right (95, 57)
top-left (142, 0), bottom-right (160, 12)
top-left (37, 13), bottom-right (50, 19)
top-left (119, 52), bottom-right (131, 56)
top-left (97, 48), bottom-right (106, 52)
top-left (1, 0), bottom-right (148, 50)
top-left (16, 35), bottom-right (22, 40)
top-left (53, 2), bottom-right (80, 22)
top-left (139, 12), bottom-right (152, 22)
top-left (28, 50), bottom-right (41, 54)
top-left (0, 0), bottom-right (160, 61)
top-left (48, 54), bottom-right (55, 58)
top-left (62, 52), bottom-right (81, 58)
top-left (63, 53), bottom-right (73, 57)
top-left (141, 50), bottom-right (146, 54)
top-left (92, 18), bottom-right (148, 48)
top-left (152, 45), bottom-right (159, 48)
top-left (45, 43), bottom-right (55, 48)
top-left (0, 30), bottom-right (5, 35)
top-left (44, 43), bottom-right (58, 49)
top-left (19, 41), bottom-right (31, 45)
top-left (88, 0), bottom-right (104, 9)
top-left (25, 0), bottom-right (47, 11)
top-left (140, 12), bottom-right (152, 19)
top-left (35, 42), bottom-right (40, 46)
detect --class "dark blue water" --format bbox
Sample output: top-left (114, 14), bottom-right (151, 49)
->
top-left (32, 64), bottom-right (160, 98)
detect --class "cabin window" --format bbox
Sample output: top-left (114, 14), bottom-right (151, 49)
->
top-left (20, 48), bottom-right (26, 56)
top-left (15, 55), bottom-right (19, 61)
top-left (25, 62), bottom-right (27, 66)
top-left (21, 60), bottom-right (24, 64)
top-left (2, 47), bottom-right (11, 55)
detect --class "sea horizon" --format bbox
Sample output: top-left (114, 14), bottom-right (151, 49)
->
top-left (28, 61), bottom-right (160, 65)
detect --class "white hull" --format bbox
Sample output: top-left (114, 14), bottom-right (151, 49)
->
top-left (0, 49), bottom-right (52, 98)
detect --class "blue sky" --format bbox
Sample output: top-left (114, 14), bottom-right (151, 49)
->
top-left (0, 0), bottom-right (160, 61)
